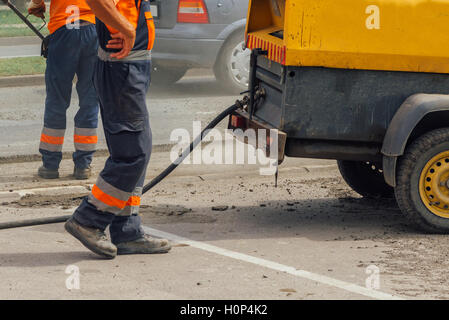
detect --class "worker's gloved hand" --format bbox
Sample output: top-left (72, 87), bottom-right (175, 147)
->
top-left (27, 0), bottom-right (46, 19)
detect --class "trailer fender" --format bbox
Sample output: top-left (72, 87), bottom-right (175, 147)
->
top-left (382, 94), bottom-right (449, 187)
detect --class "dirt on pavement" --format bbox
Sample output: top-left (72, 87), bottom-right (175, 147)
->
top-left (0, 154), bottom-right (449, 299)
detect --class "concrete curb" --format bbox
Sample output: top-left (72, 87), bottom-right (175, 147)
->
top-left (0, 36), bottom-right (41, 46)
top-left (0, 163), bottom-right (338, 203)
top-left (0, 185), bottom-right (90, 203)
top-left (0, 68), bottom-right (213, 88)
top-left (0, 74), bottom-right (44, 88)
top-left (0, 149), bottom-right (109, 164)
top-left (0, 143), bottom-right (177, 164)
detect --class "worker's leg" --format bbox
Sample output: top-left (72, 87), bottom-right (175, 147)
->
top-left (109, 171), bottom-right (147, 244)
top-left (73, 24), bottom-right (99, 171)
top-left (69, 60), bottom-right (151, 251)
top-left (109, 170), bottom-right (171, 255)
top-left (39, 27), bottom-right (80, 171)
top-left (73, 118), bottom-right (151, 230)
top-left (67, 60), bottom-right (170, 257)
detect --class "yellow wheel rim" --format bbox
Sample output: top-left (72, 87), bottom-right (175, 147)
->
top-left (419, 150), bottom-right (449, 218)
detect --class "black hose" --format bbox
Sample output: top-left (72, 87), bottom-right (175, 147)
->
top-left (142, 102), bottom-right (240, 194)
top-left (0, 100), bottom-right (246, 230)
top-left (0, 215), bottom-right (72, 230)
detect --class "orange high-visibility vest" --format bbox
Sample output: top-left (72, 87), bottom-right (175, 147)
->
top-left (96, 0), bottom-right (155, 52)
top-left (48, 0), bottom-right (96, 34)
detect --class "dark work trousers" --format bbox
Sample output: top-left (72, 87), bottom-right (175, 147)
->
top-left (39, 23), bottom-right (99, 170)
top-left (73, 58), bottom-right (152, 244)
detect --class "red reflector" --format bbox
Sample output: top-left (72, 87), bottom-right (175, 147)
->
top-left (267, 135), bottom-right (272, 147)
top-left (231, 115), bottom-right (246, 128)
top-left (177, 0), bottom-right (209, 24)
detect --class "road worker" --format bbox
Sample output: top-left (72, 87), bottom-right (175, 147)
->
top-left (63, 0), bottom-right (171, 258)
top-left (28, 0), bottom-right (99, 180)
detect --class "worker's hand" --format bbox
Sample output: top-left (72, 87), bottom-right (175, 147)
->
top-left (27, 0), bottom-right (46, 19)
top-left (107, 29), bottom-right (136, 60)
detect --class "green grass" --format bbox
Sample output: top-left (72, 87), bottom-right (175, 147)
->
top-left (0, 8), bottom-right (49, 37)
top-left (0, 27), bottom-right (48, 37)
top-left (0, 8), bottom-right (45, 24)
top-left (0, 56), bottom-right (46, 76)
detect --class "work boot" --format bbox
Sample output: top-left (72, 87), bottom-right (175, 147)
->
top-left (64, 217), bottom-right (117, 259)
top-left (73, 166), bottom-right (92, 180)
top-left (116, 235), bottom-right (172, 255)
top-left (38, 165), bottom-right (59, 179)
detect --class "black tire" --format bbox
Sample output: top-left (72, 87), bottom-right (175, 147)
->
top-left (213, 30), bottom-right (250, 93)
top-left (338, 160), bottom-right (394, 198)
top-left (151, 66), bottom-right (188, 86)
top-left (395, 128), bottom-right (449, 233)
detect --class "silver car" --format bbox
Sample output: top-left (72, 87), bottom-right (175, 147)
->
top-left (150, 0), bottom-right (250, 92)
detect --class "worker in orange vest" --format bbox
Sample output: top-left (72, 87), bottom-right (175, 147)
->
top-left (63, 0), bottom-right (171, 259)
top-left (28, 0), bottom-right (99, 180)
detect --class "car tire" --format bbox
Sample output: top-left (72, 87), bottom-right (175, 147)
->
top-left (337, 160), bottom-right (395, 198)
top-left (214, 30), bottom-right (250, 93)
top-left (395, 128), bottom-right (449, 233)
top-left (151, 66), bottom-right (188, 86)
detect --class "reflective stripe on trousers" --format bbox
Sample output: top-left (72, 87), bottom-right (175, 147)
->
top-left (40, 127), bottom-right (65, 152)
top-left (39, 126), bottom-right (98, 157)
top-left (74, 127), bottom-right (97, 152)
top-left (88, 176), bottom-right (142, 215)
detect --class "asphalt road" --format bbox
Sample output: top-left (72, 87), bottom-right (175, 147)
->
top-left (0, 38), bottom-right (238, 159)
top-left (0, 151), bottom-right (448, 300)
top-left (0, 71), bottom-right (237, 158)
top-left (0, 37), bottom-right (41, 58)
top-left (0, 72), bottom-right (448, 300)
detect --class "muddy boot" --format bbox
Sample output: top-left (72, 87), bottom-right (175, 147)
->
top-left (116, 235), bottom-right (172, 255)
top-left (74, 166), bottom-right (91, 180)
top-left (64, 217), bottom-right (117, 259)
top-left (38, 165), bottom-right (59, 179)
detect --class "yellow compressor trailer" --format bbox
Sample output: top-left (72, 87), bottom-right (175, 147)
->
top-left (230, 0), bottom-right (449, 232)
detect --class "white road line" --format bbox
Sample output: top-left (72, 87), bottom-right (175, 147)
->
top-left (142, 225), bottom-right (404, 300)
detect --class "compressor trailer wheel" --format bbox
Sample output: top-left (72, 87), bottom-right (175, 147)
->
top-left (395, 128), bottom-right (449, 233)
top-left (337, 160), bottom-right (394, 198)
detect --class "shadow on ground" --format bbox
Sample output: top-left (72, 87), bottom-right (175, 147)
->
top-left (0, 251), bottom-right (104, 268)
top-left (140, 196), bottom-right (422, 242)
